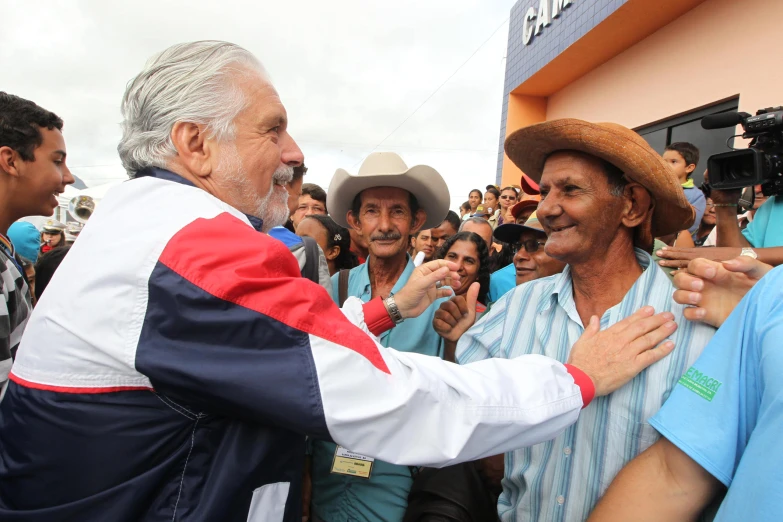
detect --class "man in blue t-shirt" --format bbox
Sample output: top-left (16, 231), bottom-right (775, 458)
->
top-left (589, 255), bottom-right (780, 521)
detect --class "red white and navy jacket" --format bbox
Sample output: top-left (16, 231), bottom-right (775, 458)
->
top-left (0, 168), bottom-right (588, 521)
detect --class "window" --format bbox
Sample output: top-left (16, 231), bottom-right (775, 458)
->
top-left (636, 100), bottom-right (738, 186)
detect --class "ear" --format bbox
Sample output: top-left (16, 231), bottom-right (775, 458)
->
top-left (325, 245), bottom-right (340, 262)
top-left (347, 211), bottom-right (362, 232)
top-left (620, 183), bottom-right (653, 228)
top-left (685, 163), bottom-right (696, 175)
top-left (409, 209), bottom-right (427, 235)
top-left (0, 146), bottom-right (22, 177)
top-left (170, 122), bottom-right (216, 178)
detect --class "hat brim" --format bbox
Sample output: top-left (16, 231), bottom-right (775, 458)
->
top-left (327, 165), bottom-right (450, 230)
top-left (510, 199), bottom-right (539, 219)
top-left (504, 119), bottom-right (694, 237)
top-left (493, 222), bottom-right (545, 244)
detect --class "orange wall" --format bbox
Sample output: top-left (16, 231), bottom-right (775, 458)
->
top-left (501, 94), bottom-right (547, 188)
top-left (547, 0), bottom-right (783, 126)
top-left (501, 0), bottom-right (783, 185)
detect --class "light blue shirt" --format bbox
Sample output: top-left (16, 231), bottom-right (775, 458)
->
top-left (489, 262), bottom-right (516, 303)
top-left (457, 249), bottom-right (715, 522)
top-left (742, 195), bottom-right (783, 247)
top-left (650, 265), bottom-right (783, 521)
top-left (311, 256), bottom-right (446, 522)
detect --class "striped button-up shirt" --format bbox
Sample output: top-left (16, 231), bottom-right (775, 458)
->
top-left (457, 249), bottom-right (715, 522)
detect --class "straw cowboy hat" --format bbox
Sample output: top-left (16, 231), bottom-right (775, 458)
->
top-left (504, 119), bottom-right (694, 243)
top-left (327, 152), bottom-right (450, 230)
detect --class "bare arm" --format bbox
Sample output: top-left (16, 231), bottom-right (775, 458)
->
top-left (588, 438), bottom-right (722, 522)
top-left (714, 206), bottom-right (751, 248)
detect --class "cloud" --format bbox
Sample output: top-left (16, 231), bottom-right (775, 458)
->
top-left (1, 0), bottom-right (513, 211)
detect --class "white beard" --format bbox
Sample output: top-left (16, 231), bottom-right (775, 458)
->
top-left (215, 144), bottom-right (292, 232)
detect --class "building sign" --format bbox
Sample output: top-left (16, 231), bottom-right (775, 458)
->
top-left (523, 0), bottom-right (573, 45)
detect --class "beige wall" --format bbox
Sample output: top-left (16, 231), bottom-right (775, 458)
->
top-left (546, 0), bottom-right (783, 128)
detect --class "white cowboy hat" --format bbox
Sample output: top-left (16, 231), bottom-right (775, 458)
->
top-left (327, 152), bottom-right (450, 230)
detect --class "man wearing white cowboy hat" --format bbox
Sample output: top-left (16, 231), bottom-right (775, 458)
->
top-left (310, 151), bottom-right (452, 522)
top-left (442, 118), bottom-right (717, 522)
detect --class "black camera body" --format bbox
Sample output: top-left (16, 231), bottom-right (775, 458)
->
top-left (701, 107), bottom-right (783, 195)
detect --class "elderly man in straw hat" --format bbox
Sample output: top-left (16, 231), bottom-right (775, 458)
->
top-left (437, 119), bottom-right (717, 522)
top-left (308, 152), bottom-right (453, 521)
top-left (0, 42), bottom-right (679, 521)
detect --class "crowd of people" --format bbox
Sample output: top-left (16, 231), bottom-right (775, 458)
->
top-left (0, 40), bottom-right (780, 522)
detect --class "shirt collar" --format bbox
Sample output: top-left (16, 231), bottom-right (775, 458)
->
top-left (357, 255), bottom-right (415, 298)
top-left (539, 248), bottom-right (654, 323)
top-left (135, 167), bottom-right (265, 232)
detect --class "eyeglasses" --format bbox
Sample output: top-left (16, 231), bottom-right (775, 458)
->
top-left (511, 239), bottom-right (547, 254)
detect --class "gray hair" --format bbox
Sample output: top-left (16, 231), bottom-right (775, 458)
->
top-left (118, 41), bottom-right (268, 176)
top-left (459, 217), bottom-right (492, 232)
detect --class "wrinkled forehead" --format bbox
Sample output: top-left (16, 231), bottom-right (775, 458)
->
top-left (358, 187), bottom-right (412, 207)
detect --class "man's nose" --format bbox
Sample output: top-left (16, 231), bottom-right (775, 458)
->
top-left (280, 131), bottom-right (304, 167)
top-left (62, 165), bottom-right (75, 186)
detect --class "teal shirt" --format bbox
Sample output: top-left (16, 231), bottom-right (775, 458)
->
top-left (742, 195), bottom-right (783, 247)
top-left (311, 257), bottom-right (445, 522)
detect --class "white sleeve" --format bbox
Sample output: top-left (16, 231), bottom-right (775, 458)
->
top-left (322, 297), bottom-right (582, 467)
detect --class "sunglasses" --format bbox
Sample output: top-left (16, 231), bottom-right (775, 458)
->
top-left (511, 239), bottom-right (547, 254)
top-left (500, 195), bottom-right (516, 200)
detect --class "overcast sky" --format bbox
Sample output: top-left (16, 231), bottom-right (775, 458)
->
top-left (1, 0), bottom-right (514, 211)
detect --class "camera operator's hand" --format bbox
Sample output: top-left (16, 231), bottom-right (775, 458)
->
top-left (567, 307), bottom-right (677, 397)
top-left (709, 186), bottom-right (742, 206)
top-left (394, 259), bottom-right (461, 320)
top-left (432, 282), bottom-right (480, 342)
top-left (656, 246), bottom-right (742, 270)
top-left (673, 256), bottom-right (772, 328)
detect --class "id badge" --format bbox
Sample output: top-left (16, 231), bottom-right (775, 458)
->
top-left (330, 446), bottom-right (375, 479)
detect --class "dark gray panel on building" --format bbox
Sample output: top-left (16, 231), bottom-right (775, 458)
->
top-left (496, 0), bottom-right (626, 183)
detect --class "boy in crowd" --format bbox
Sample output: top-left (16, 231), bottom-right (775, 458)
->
top-left (0, 92), bottom-right (75, 384)
top-left (663, 142), bottom-right (705, 237)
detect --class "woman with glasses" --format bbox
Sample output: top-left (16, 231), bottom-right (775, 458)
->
top-left (498, 186), bottom-right (519, 225)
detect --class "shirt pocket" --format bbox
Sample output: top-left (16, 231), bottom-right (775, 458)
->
top-left (246, 482), bottom-right (290, 522)
top-left (599, 411), bottom-right (660, 492)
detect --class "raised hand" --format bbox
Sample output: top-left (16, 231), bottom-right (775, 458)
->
top-left (432, 282), bottom-right (480, 342)
top-left (567, 307), bottom-right (678, 397)
top-left (393, 259), bottom-right (461, 320)
top-left (673, 256), bottom-right (772, 327)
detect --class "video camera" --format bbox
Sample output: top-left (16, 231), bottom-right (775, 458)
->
top-left (701, 107), bottom-right (783, 195)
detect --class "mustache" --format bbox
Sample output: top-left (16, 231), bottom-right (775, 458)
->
top-left (370, 232), bottom-right (402, 242)
top-left (273, 165), bottom-right (294, 185)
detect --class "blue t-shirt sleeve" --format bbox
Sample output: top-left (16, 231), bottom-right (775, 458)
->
top-left (488, 264), bottom-right (516, 303)
top-left (686, 188), bottom-right (706, 234)
top-left (329, 272), bottom-right (340, 305)
top-left (741, 195), bottom-right (777, 247)
top-left (649, 268), bottom-right (783, 486)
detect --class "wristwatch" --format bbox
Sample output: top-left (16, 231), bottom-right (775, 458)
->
top-left (740, 247), bottom-right (758, 259)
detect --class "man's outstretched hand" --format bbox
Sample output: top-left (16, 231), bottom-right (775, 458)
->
top-left (656, 246), bottom-right (742, 270)
top-left (672, 256), bottom-right (771, 328)
top-left (567, 307), bottom-right (677, 397)
top-left (394, 259), bottom-right (461, 320)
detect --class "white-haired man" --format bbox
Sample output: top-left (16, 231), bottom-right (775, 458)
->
top-left (0, 42), bottom-right (677, 522)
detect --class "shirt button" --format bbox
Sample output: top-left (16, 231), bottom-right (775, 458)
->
top-left (563, 446), bottom-right (572, 455)
top-left (557, 495), bottom-right (565, 505)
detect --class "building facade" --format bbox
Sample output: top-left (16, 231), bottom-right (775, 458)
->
top-left (496, 0), bottom-right (783, 187)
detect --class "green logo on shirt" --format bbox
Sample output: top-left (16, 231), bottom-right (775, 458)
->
top-left (678, 367), bottom-right (723, 401)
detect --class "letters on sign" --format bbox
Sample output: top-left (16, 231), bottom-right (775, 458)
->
top-left (522, 0), bottom-right (573, 46)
